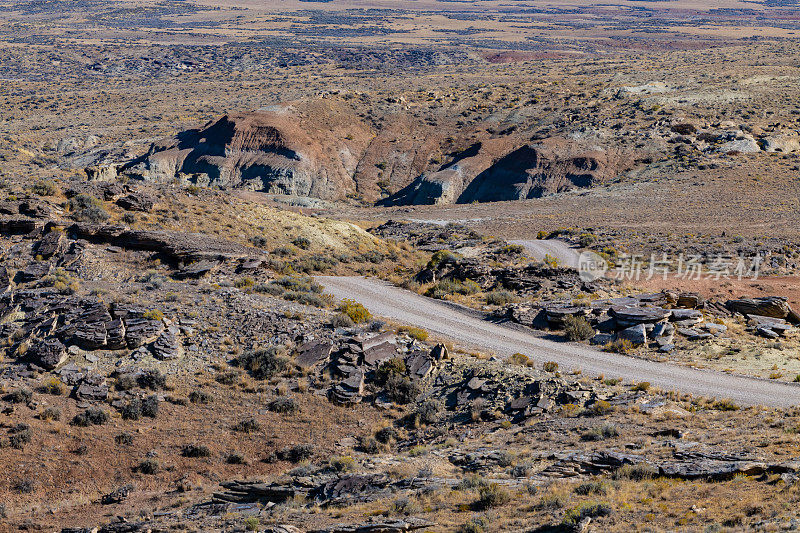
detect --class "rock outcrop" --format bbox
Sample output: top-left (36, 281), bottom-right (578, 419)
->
top-left (118, 100), bottom-right (373, 200)
top-left (384, 138), bottom-right (630, 205)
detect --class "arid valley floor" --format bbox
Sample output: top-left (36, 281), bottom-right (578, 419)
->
top-left (3, 1), bottom-right (800, 532)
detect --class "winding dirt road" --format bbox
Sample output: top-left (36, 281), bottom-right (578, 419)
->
top-left (507, 239), bottom-right (581, 269)
top-left (317, 276), bottom-right (800, 408)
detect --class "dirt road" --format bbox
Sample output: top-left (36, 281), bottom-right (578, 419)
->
top-left (317, 276), bottom-right (800, 408)
top-left (507, 239), bottom-right (581, 268)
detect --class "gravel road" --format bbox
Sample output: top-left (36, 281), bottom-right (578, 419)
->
top-left (317, 276), bottom-right (800, 408)
top-left (507, 239), bottom-right (581, 268)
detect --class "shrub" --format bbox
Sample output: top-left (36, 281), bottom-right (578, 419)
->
top-left (632, 381), bottom-right (651, 392)
top-left (137, 459), bottom-right (159, 475)
top-left (575, 481), bottom-right (606, 495)
top-left (563, 315), bottom-right (594, 341)
top-left (32, 180), bottom-right (58, 196)
top-left (501, 244), bottom-right (525, 255)
top-left (142, 395), bottom-right (159, 418)
top-left (137, 369), bottom-right (167, 390)
top-left (578, 233), bottom-right (598, 247)
top-left (244, 516), bottom-right (260, 532)
top-left (375, 426), bottom-right (399, 444)
top-left (509, 353), bottom-right (530, 366)
top-left (425, 250), bottom-right (458, 270)
top-left (543, 254), bottom-right (559, 268)
top-left (359, 436), bottom-right (381, 454)
top-left (39, 268), bottom-right (79, 294)
top-left (455, 474), bottom-right (489, 491)
top-left (189, 390), bottom-right (214, 404)
top-left (39, 407), bottom-right (61, 421)
top-left (330, 455), bottom-right (356, 473)
top-left (273, 246), bottom-right (296, 257)
top-left (7, 388), bottom-right (32, 404)
top-left (142, 309), bottom-right (164, 321)
top-left (486, 290), bottom-right (516, 305)
top-left (542, 361), bottom-right (559, 373)
top-left (563, 502), bottom-right (612, 526)
top-left (404, 327), bottom-right (429, 341)
top-left (612, 463), bottom-right (658, 481)
top-left (237, 347), bottom-right (290, 380)
top-left (330, 313), bottom-right (354, 328)
top-left (115, 433), bottom-right (134, 446)
top-left (590, 400), bottom-right (613, 416)
top-left (292, 236), bottom-right (311, 249)
top-left (534, 493), bottom-right (565, 511)
top-left (9, 426), bottom-right (32, 449)
top-left (425, 279), bottom-right (480, 298)
top-left (232, 418), bottom-right (261, 433)
top-left (42, 377), bottom-right (65, 395)
top-left (250, 235), bottom-right (268, 248)
top-left (391, 497), bottom-right (422, 516)
top-left (276, 444), bottom-right (314, 463)
top-left (227, 452), bottom-right (246, 464)
top-left (283, 291), bottom-right (328, 308)
top-left (255, 283), bottom-right (284, 296)
top-left (459, 518), bottom-right (488, 533)
top-left (69, 194), bottom-right (109, 222)
top-left (234, 277), bottom-right (255, 289)
top-left (338, 299), bottom-right (371, 324)
top-left (475, 483), bottom-right (511, 509)
top-left (376, 358), bottom-right (407, 385)
top-left (415, 400), bottom-right (442, 425)
top-left (274, 275), bottom-right (322, 293)
top-left (268, 396), bottom-right (299, 414)
top-left (75, 206), bottom-right (110, 223)
top-left (71, 407), bottom-right (109, 426)
top-left (121, 397), bottom-right (142, 420)
top-left (604, 339), bottom-right (634, 354)
top-left (712, 398), bottom-right (740, 411)
top-left (182, 444), bottom-right (211, 458)
top-left (384, 374), bottom-right (420, 404)
top-left (582, 423), bottom-right (619, 441)
top-left (13, 479), bottom-right (34, 494)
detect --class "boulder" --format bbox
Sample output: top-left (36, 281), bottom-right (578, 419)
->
top-left (123, 317), bottom-right (165, 348)
top-left (76, 374), bottom-right (109, 401)
top-left (760, 135), bottom-right (800, 153)
top-left (19, 261), bottom-right (52, 282)
top-left (670, 309), bottom-right (703, 324)
top-left (676, 292), bottom-right (704, 309)
top-left (616, 324), bottom-right (647, 346)
top-left (718, 137), bottom-right (760, 153)
top-left (330, 370), bottom-right (364, 406)
top-left (116, 193), bottom-right (154, 212)
top-left (34, 230), bottom-right (64, 259)
top-left (151, 329), bottom-right (180, 360)
top-left (28, 337), bottom-right (67, 369)
top-left (363, 341), bottom-right (397, 367)
top-left (296, 341), bottom-right (333, 369)
top-left (726, 296), bottom-right (799, 323)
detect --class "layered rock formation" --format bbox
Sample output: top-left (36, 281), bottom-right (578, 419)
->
top-left (381, 138), bottom-right (629, 205)
top-left (118, 101), bottom-right (373, 200)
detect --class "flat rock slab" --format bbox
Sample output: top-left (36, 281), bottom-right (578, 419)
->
top-left (296, 341), bottom-right (333, 369)
top-left (677, 328), bottom-right (713, 341)
top-left (363, 342), bottom-right (397, 367)
top-left (610, 306), bottom-right (671, 325)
